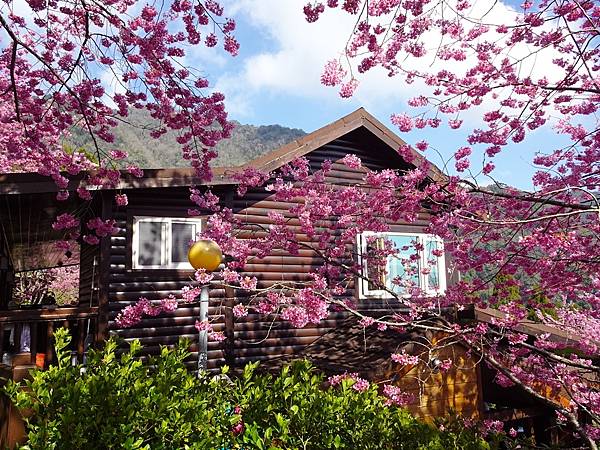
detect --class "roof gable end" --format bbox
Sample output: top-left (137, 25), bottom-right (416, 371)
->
top-left (238, 108), bottom-right (445, 182)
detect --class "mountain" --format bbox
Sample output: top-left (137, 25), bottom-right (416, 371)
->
top-left (67, 108), bottom-right (306, 169)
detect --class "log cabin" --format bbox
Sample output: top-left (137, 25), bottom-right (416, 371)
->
top-left (0, 108), bottom-right (577, 447)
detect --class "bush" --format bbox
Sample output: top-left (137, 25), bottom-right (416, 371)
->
top-left (4, 329), bottom-right (495, 450)
top-left (231, 363), bottom-right (493, 450)
top-left (4, 329), bottom-right (234, 449)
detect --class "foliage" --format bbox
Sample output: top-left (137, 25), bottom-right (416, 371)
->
top-left (68, 108), bottom-right (307, 169)
top-left (4, 329), bottom-right (495, 450)
top-left (231, 361), bottom-right (492, 450)
top-left (4, 328), bottom-right (234, 450)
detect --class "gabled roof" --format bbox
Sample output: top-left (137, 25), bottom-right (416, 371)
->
top-left (0, 108), bottom-right (444, 194)
top-left (235, 107), bottom-right (445, 181)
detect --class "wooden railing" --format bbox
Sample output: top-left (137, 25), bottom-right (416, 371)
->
top-left (0, 306), bottom-right (99, 371)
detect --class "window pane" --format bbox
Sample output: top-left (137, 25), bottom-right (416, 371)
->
top-left (171, 223), bottom-right (195, 263)
top-left (387, 235), bottom-right (420, 294)
top-left (138, 222), bottom-right (163, 266)
top-left (426, 239), bottom-right (441, 290)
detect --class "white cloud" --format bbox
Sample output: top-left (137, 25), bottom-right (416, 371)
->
top-left (183, 41), bottom-right (230, 77)
top-left (216, 0), bottom-right (566, 124)
top-left (216, 0), bottom-right (356, 116)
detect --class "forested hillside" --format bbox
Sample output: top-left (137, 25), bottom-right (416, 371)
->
top-left (68, 109), bottom-right (306, 168)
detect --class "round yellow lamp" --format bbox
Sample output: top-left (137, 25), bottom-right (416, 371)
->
top-left (188, 239), bottom-right (223, 272)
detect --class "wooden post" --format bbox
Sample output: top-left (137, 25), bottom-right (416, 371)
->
top-left (96, 193), bottom-right (112, 343)
top-left (197, 285), bottom-right (209, 373)
top-left (77, 319), bottom-right (85, 363)
top-left (45, 322), bottom-right (54, 367)
top-left (223, 286), bottom-right (235, 367)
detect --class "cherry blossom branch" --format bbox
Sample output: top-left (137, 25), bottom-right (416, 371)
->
top-left (483, 351), bottom-right (597, 450)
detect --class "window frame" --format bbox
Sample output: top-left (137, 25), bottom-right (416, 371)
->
top-left (131, 216), bottom-right (202, 270)
top-left (357, 231), bottom-right (446, 299)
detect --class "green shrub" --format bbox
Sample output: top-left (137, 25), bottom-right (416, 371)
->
top-left (231, 363), bottom-right (492, 450)
top-left (3, 328), bottom-right (234, 449)
top-left (4, 329), bottom-right (496, 450)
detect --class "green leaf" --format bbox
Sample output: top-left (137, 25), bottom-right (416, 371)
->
top-left (334, 434), bottom-right (341, 448)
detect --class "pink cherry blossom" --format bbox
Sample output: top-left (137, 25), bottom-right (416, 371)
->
top-left (115, 194), bottom-right (128, 206)
top-left (390, 113), bottom-right (413, 132)
top-left (339, 79), bottom-right (359, 98)
top-left (233, 304), bottom-right (248, 318)
top-left (239, 276), bottom-right (257, 290)
top-left (382, 384), bottom-right (414, 406)
top-left (321, 59), bottom-right (347, 86)
top-left (391, 351), bottom-right (420, 366)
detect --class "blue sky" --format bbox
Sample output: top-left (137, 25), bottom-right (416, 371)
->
top-left (191, 0), bottom-right (570, 191)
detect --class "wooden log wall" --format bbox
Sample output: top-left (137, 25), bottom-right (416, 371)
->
top-left (106, 128), bottom-right (448, 371)
top-left (105, 187), bottom-right (227, 370)
top-left (231, 129), bottom-right (438, 366)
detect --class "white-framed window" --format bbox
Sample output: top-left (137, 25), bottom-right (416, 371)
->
top-left (357, 232), bottom-right (446, 298)
top-left (132, 217), bottom-right (202, 269)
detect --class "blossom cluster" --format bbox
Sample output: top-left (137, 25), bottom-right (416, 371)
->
top-left (115, 296), bottom-right (178, 328)
top-left (328, 372), bottom-right (370, 392)
top-left (382, 385), bottom-right (414, 407)
top-left (1, 0), bottom-right (238, 242)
